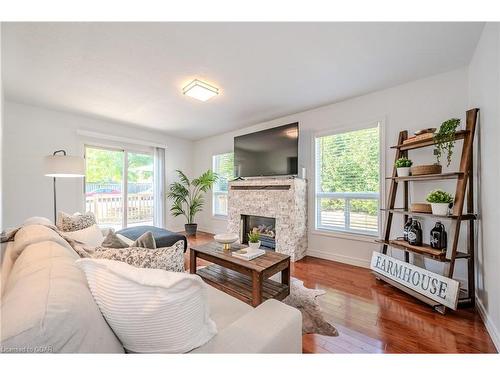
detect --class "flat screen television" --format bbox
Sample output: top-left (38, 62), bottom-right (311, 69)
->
top-left (234, 122), bottom-right (299, 178)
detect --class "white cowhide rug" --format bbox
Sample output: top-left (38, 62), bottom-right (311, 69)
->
top-left (271, 275), bottom-right (338, 337)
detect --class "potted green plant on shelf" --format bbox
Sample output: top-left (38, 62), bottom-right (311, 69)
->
top-left (248, 231), bottom-right (261, 249)
top-left (395, 157), bottom-right (413, 177)
top-left (426, 189), bottom-right (454, 216)
top-left (434, 118), bottom-right (461, 167)
top-left (167, 169), bottom-right (218, 236)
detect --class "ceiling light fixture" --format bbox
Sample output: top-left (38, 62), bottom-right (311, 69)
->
top-left (182, 79), bottom-right (219, 102)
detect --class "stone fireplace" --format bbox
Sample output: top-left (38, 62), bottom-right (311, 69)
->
top-left (227, 178), bottom-right (307, 261)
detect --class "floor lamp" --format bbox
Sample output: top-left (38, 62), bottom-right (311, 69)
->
top-left (44, 150), bottom-right (85, 222)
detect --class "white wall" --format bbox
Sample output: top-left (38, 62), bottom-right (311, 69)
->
top-left (193, 68), bottom-right (469, 269)
top-left (468, 23), bottom-right (500, 350)
top-left (2, 100), bottom-right (193, 230)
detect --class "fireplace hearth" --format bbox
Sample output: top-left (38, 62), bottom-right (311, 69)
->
top-left (241, 214), bottom-right (276, 250)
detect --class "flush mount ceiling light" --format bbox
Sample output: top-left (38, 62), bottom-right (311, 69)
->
top-left (182, 79), bottom-right (219, 102)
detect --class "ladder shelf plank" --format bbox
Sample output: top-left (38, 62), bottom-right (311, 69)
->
top-left (390, 130), bottom-right (469, 151)
top-left (380, 208), bottom-right (477, 220)
top-left (376, 239), bottom-right (447, 261)
top-left (376, 239), bottom-right (471, 262)
top-left (386, 172), bottom-right (464, 182)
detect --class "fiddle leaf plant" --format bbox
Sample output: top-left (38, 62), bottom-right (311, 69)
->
top-left (167, 169), bottom-right (218, 224)
top-left (434, 118), bottom-right (460, 167)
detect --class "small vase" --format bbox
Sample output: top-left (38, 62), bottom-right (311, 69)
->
top-left (430, 203), bottom-right (450, 216)
top-left (397, 167), bottom-right (411, 177)
top-left (248, 241), bottom-right (261, 249)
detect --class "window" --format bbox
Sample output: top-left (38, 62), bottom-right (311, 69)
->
top-left (212, 152), bottom-right (234, 216)
top-left (315, 124), bottom-right (380, 236)
top-left (85, 146), bottom-right (154, 230)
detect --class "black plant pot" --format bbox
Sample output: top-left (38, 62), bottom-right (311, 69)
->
top-left (185, 223), bottom-right (198, 236)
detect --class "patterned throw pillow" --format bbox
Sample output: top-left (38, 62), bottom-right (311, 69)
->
top-left (101, 230), bottom-right (130, 248)
top-left (93, 240), bottom-right (185, 272)
top-left (101, 231), bottom-right (157, 249)
top-left (132, 231), bottom-right (156, 249)
top-left (57, 211), bottom-right (96, 232)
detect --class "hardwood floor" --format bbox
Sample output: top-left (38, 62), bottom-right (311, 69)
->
top-left (183, 231), bottom-right (497, 354)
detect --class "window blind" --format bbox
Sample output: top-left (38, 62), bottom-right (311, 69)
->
top-left (212, 152), bottom-right (234, 216)
top-left (315, 125), bottom-right (380, 235)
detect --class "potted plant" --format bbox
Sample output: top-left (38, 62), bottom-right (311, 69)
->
top-left (434, 118), bottom-right (461, 167)
top-left (395, 157), bottom-right (413, 177)
top-left (247, 231), bottom-right (261, 249)
top-left (167, 169), bottom-right (218, 236)
top-left (426, 189), bottom-right (454, 216)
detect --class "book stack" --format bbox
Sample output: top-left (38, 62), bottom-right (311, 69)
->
top-left (232, 247), bottom-right (266, 260)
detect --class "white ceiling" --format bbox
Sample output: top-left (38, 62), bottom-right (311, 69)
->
top-left (2, 22), bottom-right (484, 140)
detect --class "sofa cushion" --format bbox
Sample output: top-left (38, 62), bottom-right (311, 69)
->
top-left (205, 285), bottom-right (253, 330)
top-left (76, 258), bottom-right (217, 353)
top-left (61, 224), bottom-right (104, 247)
top-left (1, 240), bottom-right (124, 353)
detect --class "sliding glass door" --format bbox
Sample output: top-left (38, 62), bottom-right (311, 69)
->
top-left (85, 146), bottom-right (154, 229)
top-left (127, 151), bottom-right (154, 228)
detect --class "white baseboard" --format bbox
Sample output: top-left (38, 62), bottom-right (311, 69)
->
top-left (306, 248), bottom-right (370, 269)
top-left (475, 297), bottom-right (500, 351)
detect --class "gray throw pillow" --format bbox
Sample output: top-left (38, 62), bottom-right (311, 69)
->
top-left (93, 240), bottom-right (185, 272)
top-left (101, 231), bottom-right (130, 248)
top-left (57, 211), bottom-right (96, 232)
top-left (132, 231), bottom-right (156, 249)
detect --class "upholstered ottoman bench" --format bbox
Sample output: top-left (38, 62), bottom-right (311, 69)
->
top-left (116, 226), bottom-right (188, 253)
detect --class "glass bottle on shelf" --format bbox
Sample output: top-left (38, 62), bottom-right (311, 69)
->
top-left (403, 217), bottom-right (413, 242)
top-left (407, 219), bottom-right (423, 246)
top-left (430, 221), bottom-right (447, 251)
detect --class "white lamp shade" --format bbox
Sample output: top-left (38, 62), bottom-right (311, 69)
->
top-left (44, 154), bottom-right (85, 177)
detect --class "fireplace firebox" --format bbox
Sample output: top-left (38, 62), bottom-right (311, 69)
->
top-left (241, 214), bottom-right (276, 250)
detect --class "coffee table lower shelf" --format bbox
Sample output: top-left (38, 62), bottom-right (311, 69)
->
top-left (197, 264), bottom-right (290, 306)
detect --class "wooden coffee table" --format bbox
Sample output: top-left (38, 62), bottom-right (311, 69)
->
top-left (190, 242), bottom-right (290, 307)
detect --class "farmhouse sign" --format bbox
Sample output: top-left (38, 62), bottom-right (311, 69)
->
top-left (370, 252), bottom-right (459, 310)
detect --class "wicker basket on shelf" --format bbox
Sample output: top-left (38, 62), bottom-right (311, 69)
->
top-left (410, 164), bottom-right (442, 176)
top-left (410, 203), bottom-right (432, 213)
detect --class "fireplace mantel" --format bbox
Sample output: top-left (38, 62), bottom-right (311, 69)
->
top-left (227, 178), bottom-right (307, 261)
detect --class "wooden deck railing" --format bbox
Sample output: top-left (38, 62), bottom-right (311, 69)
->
top-left (85, 193), bottom-right (154, 225)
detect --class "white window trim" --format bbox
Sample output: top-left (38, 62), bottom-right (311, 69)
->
top-left (311, 117), bottom-right (386, 239)
top-left (212, 152), bottom-right (233, 218)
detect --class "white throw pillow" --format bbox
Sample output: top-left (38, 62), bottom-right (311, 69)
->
top-left (62, 224), bottom-right (104, 247)
top-left (76, 258), bottom-right (217, 353)
top-left (23, 216), bottom-right (54, 227)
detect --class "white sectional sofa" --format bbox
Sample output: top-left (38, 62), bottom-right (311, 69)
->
top-left (0, 225), bottom-right (302, 353)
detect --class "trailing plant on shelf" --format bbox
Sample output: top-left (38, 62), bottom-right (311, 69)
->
top-left (247, 231), bottom-right (261, 249)
top-left (395, 157), bottom-right (413, 177)
top-left (434, 118), bottom-right (461, 167)
top-left (167, 169), bottom-right (218, 236)
top-left (426, 189), bottom-right (454, 216)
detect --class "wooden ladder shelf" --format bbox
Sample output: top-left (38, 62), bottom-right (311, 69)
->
top-left (378, 108), bottom-right (478, 314)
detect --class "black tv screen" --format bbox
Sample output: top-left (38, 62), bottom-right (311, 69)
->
top-left (234, 123), bottom-right (299, 178)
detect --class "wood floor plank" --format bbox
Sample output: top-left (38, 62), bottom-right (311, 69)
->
top-left (182, 231), bottom-right (497, 354)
